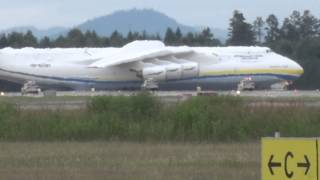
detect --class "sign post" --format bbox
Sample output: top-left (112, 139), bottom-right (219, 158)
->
top-left (262, 138), bottom-right (318, 180)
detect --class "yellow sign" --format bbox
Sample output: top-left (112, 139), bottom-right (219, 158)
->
top-left (262, 138), bottom-right (318, 180)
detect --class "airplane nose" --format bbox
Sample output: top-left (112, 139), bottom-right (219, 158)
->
top-left (291, 60), bottom-right (304, 76)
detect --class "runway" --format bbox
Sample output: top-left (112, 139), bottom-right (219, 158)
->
top-left (219, 89), bottom-right (320, 98)
top-left (1, 90), bottom-right (320, 110)
top-left (2, 89), bottom-right (320, 98)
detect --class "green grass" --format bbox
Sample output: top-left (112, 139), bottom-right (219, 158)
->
top-left (0, 142), bottom-right (260, 180)
top-left (0, 93), bottom-right (319, 141)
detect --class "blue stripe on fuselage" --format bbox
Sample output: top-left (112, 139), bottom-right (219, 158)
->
top-left (0, 67), bottom-right (299, 85)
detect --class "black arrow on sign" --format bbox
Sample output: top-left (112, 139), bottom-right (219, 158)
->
top-left (268, 155), bottom-right (282, 175)
top-left (297, 155), bottom-right (311, 175)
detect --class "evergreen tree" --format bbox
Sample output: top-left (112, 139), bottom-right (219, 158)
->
top-left (198, 27), bottom-right (221, 46)
top-left (175, 28), bottom-right (183, 45)
top-left (7, 32), bottom-right (24, 48)
top-left (0, 34), bottom-right (8, 48)
top-left (67, 29), bottom-right (85, 47)
top-left (84, 30), bottom-right (100, 47)
top-left (265, 14), bottom-right (280, 43)
top-left (183, 32), bottom-right (195, 46)
top-left (110, 31), bottom-right (124, 47)
top-left (101, 37), bottom-right (110, 47)
top-left (39, 36), bottom-right (51, 48)
top-left (164, 28), bottom-right (176, 45)
top-left (23, 30), bottom-right (38, 47)
top-left (253, 17), bottom-right (265, 44)
top-left (133, 32), bottom-right (141, 40)
top-left (300, 10), bottom-right (319, 38)
top-left (281, 18), bottom-right (299, 41)
top-left (126, 31), bottom-right (143, 42)
top-left (227, 10), bottom-right (255, 45)
top-left (54, 35), bottom-right (67, 47)
top-left (126, 31), bottom-right (135, 42)
top-left (280, 11), bottom-right (301, 41)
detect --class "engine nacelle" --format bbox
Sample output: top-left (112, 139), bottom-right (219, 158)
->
top-left (163, 63), bottom-right (182, 80)
top-left (180, 61), bottom-right (199, 79)
top-left (141, 59), bottom-right (199, 81)
top-left (142, 66), bottom-right (166, 81)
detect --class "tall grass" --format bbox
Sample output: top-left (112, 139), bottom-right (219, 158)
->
top-left (0, 93), bottom-right (319, 141)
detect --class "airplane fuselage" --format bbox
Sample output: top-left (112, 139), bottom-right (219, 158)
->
top-left (0, 43), bottom-right (303, 91)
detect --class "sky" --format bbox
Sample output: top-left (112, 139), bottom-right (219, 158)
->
top-left (0, 0), bottom-right (319, 30)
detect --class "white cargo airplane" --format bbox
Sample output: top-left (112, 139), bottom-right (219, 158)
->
top-left (0, 40), bottom-right (303, 90)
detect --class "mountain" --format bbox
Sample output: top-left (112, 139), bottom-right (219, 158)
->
top-left (76, 9), bottom-right (196, 37)
top-left (1, 9), bottom-right (228, 41)
top-left (0, 26), bottom-right (67, 39)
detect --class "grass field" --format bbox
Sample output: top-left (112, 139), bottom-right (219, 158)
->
top-left (0, 94), bottom-right (319, 141)
top-left (0, 94), bottom-right (318, 179)
top-left (0, 142), bottom-right (260, 180)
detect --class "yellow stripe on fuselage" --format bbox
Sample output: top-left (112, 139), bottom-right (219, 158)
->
top-left (201, 68), bottom-right (304, 77)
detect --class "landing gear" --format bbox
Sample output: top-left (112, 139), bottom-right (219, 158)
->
top-left (141, 78), bottom-right (159, 91)
top-left (271, 81), bottom-right (291, 90)
top-left (21, 81), bottom-right (41, 95)
top-left (237, 78), bottom-right (255, 91)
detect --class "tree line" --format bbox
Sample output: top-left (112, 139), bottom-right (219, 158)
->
top-left (0, 10), bottom-right (319, 48)
top-left (226, 10), bottom-right (320, 45)
top-left (0, 27), bottom-right (221, 48)
top-left (0, 10), bottom-right (320, 89)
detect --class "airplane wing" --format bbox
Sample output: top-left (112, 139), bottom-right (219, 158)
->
top-left (88, 41), bottom-right (194, 68)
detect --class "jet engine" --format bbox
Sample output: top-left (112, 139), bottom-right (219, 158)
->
top-left (174, 60), bottom-right (199, 79)
top-left (163, 63), bottom-right (182, 80)
top-left (141, 59), bottom-right (199, 81)
top-left (142, 66), bottom-right (166, 81)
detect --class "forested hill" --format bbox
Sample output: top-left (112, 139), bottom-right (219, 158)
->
top-left (0, 9), bottom-right (228, 40)
top-left (76, 9), bottom-right (195, 37)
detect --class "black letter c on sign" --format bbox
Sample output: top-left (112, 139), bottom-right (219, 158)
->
top-left (285, 151), bottom-right (294, 178)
